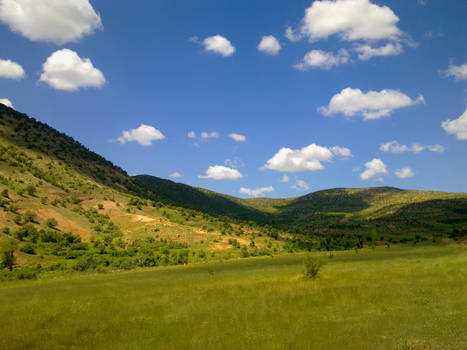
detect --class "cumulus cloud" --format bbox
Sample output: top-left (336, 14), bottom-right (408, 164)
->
top-left (187, 131), bottom-right (196, 138)
top-left (280, 175), bottom-right (290, 183)
top-left (395, 167), bottom-right (414, 179)
top-left (318, 88), bottom-right (425, 120)
top-left (198, 165), bottom-right (242, 180)
top-left (228, 133), bottom-right (246, 142)
top-left (257, 35), bottom-right (281, 55)
top-left (354, 42), bottom-right (403, 61)
top-left (0, 98), bottom-right (13, 108)
top-left (202, 35), bottom-right (235, 57)
top-left (380, 140), bottom-right (444, 153)
top-left (263, 143), bottom-right (350, 172)
top-left (170, 172), bottom-right (181, 179)
top-left (291, 179), bottom-right (310, 191)
top-left (360, 158), bottom-right (388, 180)
top-left (442, 109), bottom-right (467, 140)
top-left (0, 0), bottom-right (102, 44)
top-left (201, 131), bottom-right (219, 139)
top-left (239, 186), bottom-right (274, 198)
top-left (294, 49), bottom-right (349, 70)
top-left (0, 59), bottom-right (25, 79)
top-left (117, 124), bottom-right (165, 146)
top-left (39, 49), bottom-right (105, 91)
top-left (443, 62), bottom-right (467, 81)
top-left (298, 0), bottom-right (402, 42)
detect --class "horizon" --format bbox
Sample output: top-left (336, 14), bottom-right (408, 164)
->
top-left (1, 0), bottom-right (466, 198)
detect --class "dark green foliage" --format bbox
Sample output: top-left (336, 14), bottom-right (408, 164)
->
top-left (20, 243), bottom-right (36, 255)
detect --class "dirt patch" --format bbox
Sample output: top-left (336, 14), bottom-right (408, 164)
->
top-left (213, 243), bottom-right (230, 251)
top-left (128, 214), bottom-right (156, 223)
top-left (38, 208), bottom-right (90, 240)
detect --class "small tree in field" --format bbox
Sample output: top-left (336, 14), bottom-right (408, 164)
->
top-left (304, 254), bottom-right (324, 279)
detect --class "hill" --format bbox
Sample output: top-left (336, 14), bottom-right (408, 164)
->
top-left (135, 175), bottom-right (467, 236)
top-left (0, 104), bottom-right (284, 279)
top-left (1, 103), bottom-right (466, 280)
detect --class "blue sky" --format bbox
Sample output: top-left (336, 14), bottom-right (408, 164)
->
top-left (0, 0), bottom-right (466, 198)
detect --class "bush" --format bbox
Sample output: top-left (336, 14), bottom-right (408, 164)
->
top-left (23, 210), bottom-right (37, 223)
top-left (46, 218), bottom-right (58, 229)
top-left (304, 254), bottom-right (323, 279)
top-left (20, 243), bottom-right (36, 255)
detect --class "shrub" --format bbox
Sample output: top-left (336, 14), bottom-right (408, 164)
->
top-left (1, 248), bottom-right (15, 271)
top-left (98, 203), bottom-right (104, 210)
top-left (20, 243), bottom-right (36, 255)
top-left (26, 185), bottom-right (37, 196)
top-left (1, 189), bottom-right (8, 198)
top-left (23, 210), bottom-right (37, 223)
top-left (304, 254), bottom-right (323, 279)
top-left (73, 256), bottom-right (97, 272)
top-left (46, 218), bottom-right (58, 229)
top-left (15, 224), bottom-right (39, 242)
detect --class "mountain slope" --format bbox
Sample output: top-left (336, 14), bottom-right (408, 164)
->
top-left (135, 174), bottom-right (467, 235)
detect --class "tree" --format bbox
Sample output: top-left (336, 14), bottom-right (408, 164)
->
top-left (1, 248), bottom-right (15, 271)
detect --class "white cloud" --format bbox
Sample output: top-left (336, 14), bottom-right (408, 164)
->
top-left (442, 109), bottom-right (467, 140)
top-left (298, 0), bottom-right (402, 42)
top-left (395, 167), bottom-right (414, 179)
top-left (187, 131), bottom-right (196, 138)
top-left (117, 124), bottom-right (165, 146)
top-left (228, 133), bottom-right (246, 142)
top-left (443, 62), bottom-right (467, 81)
top-left (202, 35), bottom-right (235, 57)
top-left (0, 59), bottom-right (25, 79)
top-left (201, 131), bottom-right (219, 139)
top-left (285, 26), bottom-right (301, 42)
top-left (331, 146), bottom-right (353, 158)
top-left (427, 144), bottom-right (445, 152)
top-left (380, 140), bottom-right (445, 153)
top-left (39, 49), bottom-right (105, 91)
top-left (0, 0), bottom-right (102, 44)
top-left (224, 157), bottom-right (244, 169)
top-left (291, 179), bottom-right (310, 191)
top-left (240, 186), bottom-right (274, 198)
top-left (170, 172), bottom-right (181, 179)
top-left (380, 140), bottom-right (408, 153)
top-left (280, 175), bottom-right (290, 183)
top-left (319, 88), bottom-right (425, 120)
top-left (257, 35), bottom-right (281, 55)
top-left (0, 98), bottom-right (13, 108)
top-left (263, 143), bottom-right (350, 172)
top-left (294, 49), bottom-right (349, 70)
top-left (354, 42), bottom-right (403, 61)
top-left (360, 158), bottom-right (388, 180)
top-left (198, 165), bottom-right (242, 180)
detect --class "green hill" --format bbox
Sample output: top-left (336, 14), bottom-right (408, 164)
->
top-left (134, 174), bottom-right (467, 236)
top-left (1, 103), bottom-right (466, 280)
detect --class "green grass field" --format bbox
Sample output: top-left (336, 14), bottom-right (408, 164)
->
top-left (0, 243), bottom-right (466, 349)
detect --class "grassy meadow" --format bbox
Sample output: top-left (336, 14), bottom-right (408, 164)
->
top-left (0, 243), bottom-right (466, 349)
